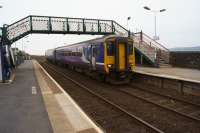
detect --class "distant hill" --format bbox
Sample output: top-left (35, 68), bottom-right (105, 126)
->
top-left (170, 46), bottom-right (200, 52)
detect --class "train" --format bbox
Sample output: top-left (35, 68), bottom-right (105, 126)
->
top-left (45, 35), bottom-right (135, 84)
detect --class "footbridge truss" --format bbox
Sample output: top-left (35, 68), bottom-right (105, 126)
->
top-left (1, 15), bottom-right (129, 44)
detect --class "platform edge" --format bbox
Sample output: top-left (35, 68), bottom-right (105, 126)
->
top-left (34, 60), bottom-right (105, 133)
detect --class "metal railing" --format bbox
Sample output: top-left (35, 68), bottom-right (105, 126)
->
top-left (132, 31), bottom-right (170, 65)
top-left (5, 15), bottom-right (129, 43)
top-left (134, 32), bottom-right (169, 51)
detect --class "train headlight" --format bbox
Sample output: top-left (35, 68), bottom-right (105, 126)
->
top-left (107, 64), bottom-right (112, 68)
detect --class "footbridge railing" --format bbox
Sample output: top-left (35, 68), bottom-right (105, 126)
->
top-left (4, 15), bottom-right (129, 44)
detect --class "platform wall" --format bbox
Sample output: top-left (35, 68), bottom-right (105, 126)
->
top-left (170, 52), bottom-right (200, 70)
top-left (132, 73), bottom-right (200, 96)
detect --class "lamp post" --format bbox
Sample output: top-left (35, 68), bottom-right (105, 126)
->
top-left (144, 6), bottom-right (166, 40)
top-left (24, 40), bottom-right (29, 53)
top-left (127, 16), bottom-right (131, 31)
top-left (22, 36), bottom-right (29, 51)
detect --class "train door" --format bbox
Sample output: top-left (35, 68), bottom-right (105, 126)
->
top-left (118, 43), bottom-right (126, 70)
top-left (91, 45), bottom-right (96, 70)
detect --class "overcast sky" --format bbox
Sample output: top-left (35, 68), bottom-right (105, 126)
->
top-left (1, 0), bottom-right (200, 55)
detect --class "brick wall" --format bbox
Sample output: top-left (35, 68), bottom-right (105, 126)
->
top-left (170, 52), bottom-right (200, 69)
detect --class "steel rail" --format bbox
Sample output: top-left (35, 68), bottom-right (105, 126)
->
top-left (130, 84), bottom-right (200, 107)
top-left (40, 61), bottom-right (164, 133)
top-left (118, 88), bottom-right (200, 122)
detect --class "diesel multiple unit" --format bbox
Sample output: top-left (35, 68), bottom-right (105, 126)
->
top-left (45, 35), bottom-right (135, 83)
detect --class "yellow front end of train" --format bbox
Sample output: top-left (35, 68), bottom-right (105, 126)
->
top-left (104, 36), bottom-right (135, 83)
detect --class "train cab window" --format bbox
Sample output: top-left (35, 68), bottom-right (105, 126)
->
top-left (107, 42), bottom-right (114, 56)
top-left (128, 44), bottom-right (133, 55)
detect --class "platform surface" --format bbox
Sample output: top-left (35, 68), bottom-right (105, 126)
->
top-left (135, 66), bottom-right (200, 83)
top-left (33, 60), bottom-right (102, 133)
top-left (0, 60), bottom-right (102, 133)
top-left (0, 61), bottom-right (53, 133)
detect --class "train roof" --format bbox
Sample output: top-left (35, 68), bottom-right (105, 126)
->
top-left (55, 35), bottom-right (125, 50)
top-left (56, 36), bottom-right (104, 50)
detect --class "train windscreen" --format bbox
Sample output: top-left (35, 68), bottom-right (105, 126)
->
top-left (107, 42), bottom-right (115, 56)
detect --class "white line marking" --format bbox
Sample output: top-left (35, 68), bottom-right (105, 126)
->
top-left (32, 86), bottom-right (37, 95)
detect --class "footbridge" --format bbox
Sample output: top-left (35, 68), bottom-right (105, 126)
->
top-left (1, 15), bottom-right (129, 44)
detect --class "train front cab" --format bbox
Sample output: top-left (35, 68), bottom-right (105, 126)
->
top-left (104, 36), bottom-right (135, 83)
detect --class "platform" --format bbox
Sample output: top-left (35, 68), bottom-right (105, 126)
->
top-left (135, 66), bottom-right (200, 83)
top-left (0, 60), bottom-right (103, 133)
top-left (0, 61), bottom-right (53, 133)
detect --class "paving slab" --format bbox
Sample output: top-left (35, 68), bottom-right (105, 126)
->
top-left (0, 60), bottom-right (53, 133)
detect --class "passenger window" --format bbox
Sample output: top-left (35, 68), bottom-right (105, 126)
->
top-left (107, 42), bottom-right (114, 56)
top-left (96, 47), bottom-right (100, 57)
top-left (92, 47), bottom-right (97, 57)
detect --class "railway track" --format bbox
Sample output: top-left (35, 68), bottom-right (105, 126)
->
top-left (119, 86), bottom-right (200, 121)
top-left (131, 74), bottom-right (200, 105)
top-left (130, 83), bottom-right (200, 107)
top-left (37, 59), bottom-right (200, 133)
top-left (39, 61), bottom-right (163, 133)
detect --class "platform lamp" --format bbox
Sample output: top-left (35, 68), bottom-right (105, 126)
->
top-left (127, 17), bottom-right (131, 36)
top-left (127, 17), bottom-right (131, 30)
top-left (143, 6), bottom-right (166, 40)
top-left (24, 40), bottom-right (29, 53)
top-left (127, 16), bottom-right (131, 31)
top-left (22, 36), bottom-right (29, 52)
